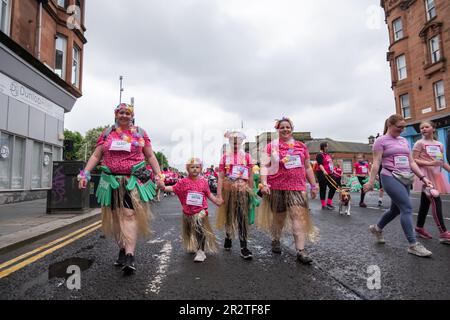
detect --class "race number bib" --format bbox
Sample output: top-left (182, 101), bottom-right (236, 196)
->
top-left (425, 145), bottom-right (443, 160)
top-left (109, 140), bottom-right (131, 152)
top-left (360, 166), bottom-right (368, 174)
top-left (284, 155), bottom-right (302, 169)
top-left (394, 155), bottom-right (410, 169)
top-left (186, 192), bottom-right (204, 207)
top-left (230, 165), bottom-right (249, 180)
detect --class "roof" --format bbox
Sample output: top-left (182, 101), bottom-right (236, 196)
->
top-left (305, 138), bottom-right (372, 154)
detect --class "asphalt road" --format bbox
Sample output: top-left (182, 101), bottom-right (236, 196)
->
top-left (0, 192), bottom-right (449, 300)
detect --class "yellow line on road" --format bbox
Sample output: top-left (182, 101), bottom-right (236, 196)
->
top-left (0, 224), bottom-right (101, 279)
top-left (0, 220), bottom-right (101, 271)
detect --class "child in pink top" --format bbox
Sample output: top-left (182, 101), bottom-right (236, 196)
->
top-left (165, 158), bottom-right (222, 262)
top-left (353, 154), bottom-right (370, 207)
top-left (412, 121), bottom-right (450, 244)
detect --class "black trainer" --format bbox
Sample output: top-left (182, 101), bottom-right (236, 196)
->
top-left (122, 254), bottom-right (136, 274)
top-left (297, 250), bottom-right (313, 264)
top-left (114, 248), bottom-right (126, 266)
top-left (240, 247), bottom-right (253, 260)
top-left (271, 240), bottom-right (281, 254)
top-left (224, 238), bottom-right (232, 251)
top-left (326, 204), bottom-right (335, 210)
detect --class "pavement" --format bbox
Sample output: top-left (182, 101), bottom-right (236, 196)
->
top-left (0, 199), bottom-right (101, 255)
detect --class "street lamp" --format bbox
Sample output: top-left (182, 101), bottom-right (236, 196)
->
top-left (119, 75), bottom-right (124, 104)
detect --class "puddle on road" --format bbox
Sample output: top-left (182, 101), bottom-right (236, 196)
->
top-left (48, 257), bottom-right (93, 280)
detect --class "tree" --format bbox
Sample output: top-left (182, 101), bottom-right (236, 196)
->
top-left (154, 151), bottom-right (169, 169)
top-left (79, 126), bottom-right (109, 161)
top-left (63, 129), bottom-right (84, 160)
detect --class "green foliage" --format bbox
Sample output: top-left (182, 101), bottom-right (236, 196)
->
top-left (63, 129), bottom-right (84, 160)
top-left (154, 151), bottom-right (169, 168)
top-left (79, 126), bottom-right (108, 161)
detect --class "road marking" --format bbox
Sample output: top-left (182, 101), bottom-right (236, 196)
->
top-left (366, 207), bottom-right (450, 221)
top-left (0, 220), bottom-right (101, 271)
top-left (0, 224), bottom-right (101, 279)
top-left (145, 241), bottom-right (172, 295)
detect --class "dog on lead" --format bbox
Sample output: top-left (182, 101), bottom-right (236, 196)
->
top-left (338, 187), bottom-right (351, 216)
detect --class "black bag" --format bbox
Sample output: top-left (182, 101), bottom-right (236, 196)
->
top-left (133, 166), bottom-right (151, 183)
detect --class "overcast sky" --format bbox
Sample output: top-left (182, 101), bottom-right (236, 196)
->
top-left (65, 0), bottom-right (394, 170)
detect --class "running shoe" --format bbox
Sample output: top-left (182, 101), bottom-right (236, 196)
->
top-left (122, 254), bottom-right (136, 274)
top-left (359, 203), bottom-right (367, 208)
top-left (114, 248), bottom-right (126, 266)
top-left (194, 250), bottom-right (207, 262)
top-left (415, 227), bottom-right (433, 239)
top-left (407, 243), bottom-right (432, 257)
top-left (240, 248), bottom-right (253, 260)
top-left (297, 250), bottom-right (313, 264)
top-left (439, 231), bottom-right (450, 244)
top-left (326, 204), bottom-right (335, 210)
top-left (369, 225), bottom-right (386, 244)
top-left (224, 238), bottom-right (232, 251)
top-left (271, 240), bottom-right (281, 254)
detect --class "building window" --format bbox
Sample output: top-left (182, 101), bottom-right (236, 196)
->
top-left (31, 142), bottom-right (42, 189)
top-left (400, 94), bottom-right (411, 119)
top-left (57, 0), bottom-right (67, 8)
top-left (0, 132), bottom-right (25, 190)
top-left (434, 80), bottom-right (446, 110)
top-left (393, 18), bottom-right (403, 41)
top-left (396, 55), bottom-right (407, 80)
top-left (342, 160), bottom-right (352, 174)
top-left (0, 0), bottom-right (10, 35)
top-left (42, 145), bottom-right (53, 188)
top-left (430, 35), bottom-right (441, 63)
top-left (72, 45), bottom-right (81, 88)
top-left (425, 0), bottom-right (436, 21)
top-left (55, 35), bottom-right (67, 79)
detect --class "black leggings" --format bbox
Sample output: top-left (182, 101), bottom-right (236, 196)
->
top-left (226, 205), bottom-right (248, 249)
top-left (195, 229), bottom-right (206, 250)
top-left (316, 171), bottom-right (337, 201)
top-left (417, 192), bottom-right (447, 233)
top-left (357, 176), bottom-right (367, 204)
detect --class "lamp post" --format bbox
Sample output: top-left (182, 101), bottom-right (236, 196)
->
top-left (119, 76), bottom-right (124, 104)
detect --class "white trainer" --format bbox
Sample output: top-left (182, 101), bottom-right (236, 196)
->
top-left (407, 242), bottom-right (432, 257)
top-left (369, 225), bottom-right (385, 244)
top-left (194, 250), bottom-right (206, 262)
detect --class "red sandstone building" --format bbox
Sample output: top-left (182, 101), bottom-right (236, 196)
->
top-left (381, 0), bottom-right (449, 148)
top-left (0, 0), bottom-right (87, 204)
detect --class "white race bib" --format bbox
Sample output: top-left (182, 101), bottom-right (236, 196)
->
top-left (284, 155), bottom-right (302, 169)
top-left (109, 140), bottom-right (131, 152)
top-left (230, 165), bottom-right (249, 180)
top-left (425, 145), bottom-right (442, 159)
top-left (394, 155), bottom-right (410, 169)
top-left (361, 166), bottom-right (368, 174)
top-left (186, 192), bottom-right (204, 207)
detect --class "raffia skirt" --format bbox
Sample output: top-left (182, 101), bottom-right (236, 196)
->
top-left (256, 190), bottom-right (319, 242)
top-left (101, 177), bottom-right (153, 245)
top-left (216, 178), bottom-right (252, 240)
top-left (182, 210), bottom-right (218, 253)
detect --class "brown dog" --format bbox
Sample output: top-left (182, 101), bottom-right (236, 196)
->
top-left (338, 188), bottom-right (351, 216)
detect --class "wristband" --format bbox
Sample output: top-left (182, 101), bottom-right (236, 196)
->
top-left (419, 176), bottom-right (425, 181)
top-left (310, 184), bottom-right (318, 191)
top-left (77, 169), bottom-right (91, 182)
top-left (155, 173), bottom-right (166, 181)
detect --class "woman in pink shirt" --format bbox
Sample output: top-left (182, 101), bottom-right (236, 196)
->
top-left (216, 131), bottom-right (255, 260)
top-left (78, 103), bottom-right (165, 275)
top-left (165, 158), bottom-right (222, 262)
top-left (364, 114), bottom-right (434, 258)
top-left (412, 120), bottom-right (450, 244)
top-left (257, 117), bottom-right (319, 264)
top-left (353, 154), bottom-right (370, 208)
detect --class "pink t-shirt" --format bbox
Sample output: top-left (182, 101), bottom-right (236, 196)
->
top-left (354, 162), bottom-right (369, 175)
top-left (96, 127), bottom-right (151, 174)
top-left (219, 151), bottom-right (253, 180)
top-left (266, 139), bottom-right (310, 191)
top-left (333, 167), bottom-right (343, 177)
top-left (316, 152), bottom-right (333, 174)
top-left (172, 177), bottom-right (211, 215)
top-left (412, 139), bottom-right (450, 193)
top-left (373, 135), bottom-right (411, 177)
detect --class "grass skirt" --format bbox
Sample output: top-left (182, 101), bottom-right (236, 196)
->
top-left (216, 179), bottom-right (252, 240)
top-left (182, 211), bottom-right (218, 253)
top-left (101, 177), bottom-right (153, 245)
top-left (256, 190), bottom-right (319, 242)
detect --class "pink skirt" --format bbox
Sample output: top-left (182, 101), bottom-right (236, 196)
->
top-left (413, 166), bottom-right (450, 194)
